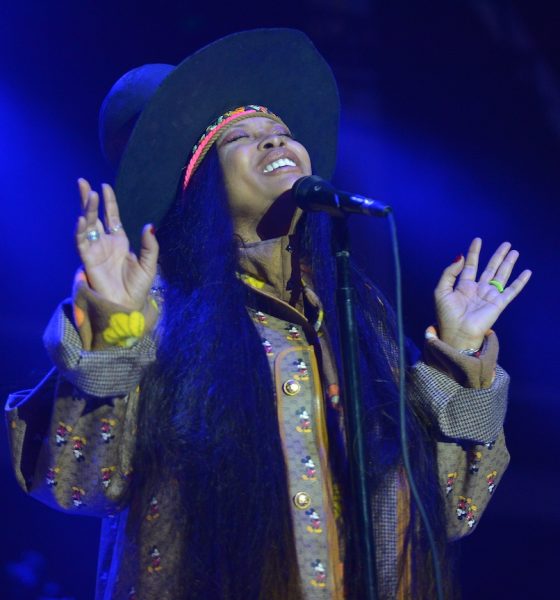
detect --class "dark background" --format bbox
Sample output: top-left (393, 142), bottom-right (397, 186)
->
top-left (1, 1), bottom-right (558, 598)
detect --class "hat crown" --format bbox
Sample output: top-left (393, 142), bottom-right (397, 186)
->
top-left (99, 63), bottom-right (174, 169)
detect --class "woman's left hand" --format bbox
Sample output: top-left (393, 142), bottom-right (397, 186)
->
top-left (434, 238), bottom-right (532, 351)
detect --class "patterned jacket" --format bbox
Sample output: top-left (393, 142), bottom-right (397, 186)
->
top-left (5, 235), bottom-right (510, 599)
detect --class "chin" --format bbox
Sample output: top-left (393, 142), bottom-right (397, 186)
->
top-left (268, 171), bottom-right (306, 195)
top-left (257, 192), bottom-right (298, 239)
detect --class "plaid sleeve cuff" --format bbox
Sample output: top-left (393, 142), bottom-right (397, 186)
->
top-left (410, 360), bottom-right (509, 443)
top-left (422, 327), bottom-right (500, 389)
top-left (43, 300), bottom-right (157, 397)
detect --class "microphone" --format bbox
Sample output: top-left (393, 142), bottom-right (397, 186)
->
top-left (292, 175), bottom-right (392, 218)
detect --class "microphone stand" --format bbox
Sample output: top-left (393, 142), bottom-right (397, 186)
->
top-left (333, 216), bottom-right (378, 600)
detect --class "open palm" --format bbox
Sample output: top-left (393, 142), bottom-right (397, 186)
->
top-left (435, 238), bottom-right (532, 350)
top-left (75, 179), bottom-right (159, 310)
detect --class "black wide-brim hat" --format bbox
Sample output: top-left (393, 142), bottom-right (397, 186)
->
top-left (99, 28), bottom-right (340, 252)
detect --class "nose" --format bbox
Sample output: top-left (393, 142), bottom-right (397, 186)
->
top-left (258, 133), bottom-right (286, 150)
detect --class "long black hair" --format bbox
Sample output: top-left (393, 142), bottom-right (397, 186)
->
top-left (136, 147), bottom-right (301, 599)
top-left (302, 213), bottom-right (456, 598)
top-left (136, 146), bottom-right (454, 598)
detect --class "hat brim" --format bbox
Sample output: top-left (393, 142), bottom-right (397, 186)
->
top-left (114, 28), bottom-right (340, 252)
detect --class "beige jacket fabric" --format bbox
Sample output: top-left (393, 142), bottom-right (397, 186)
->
top-left (5, 235), bottom-right (511, 599)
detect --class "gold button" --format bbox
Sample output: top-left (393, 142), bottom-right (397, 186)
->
top-left (293, 491), bottom-right (311, 510)
top-left (283, 379), bottom-right (301, 396)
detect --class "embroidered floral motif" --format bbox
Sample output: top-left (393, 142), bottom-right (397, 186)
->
top-left (56, 422), bottom-right (72, 446)
top-left (254, 310), bottom-right (268, 324)
top-left (46, 466), bottom-right (60, 487)
top-left (122, 469), bottom-right (134, 482)
top-left (456, 496), bottom-right (469, 520)
top-left (294, 358), bottom-right (309, 380)
top-left (71, 486), bottom-right (85, 507)
top-left (262, 338), bottom-right (274, 356)
top-left (286, 325), bottom-right (301, 341)
top-left (296, 408), bottom-right (312, 433)
top-left (485, 440), bottom-right (496, 450)
top-left (146, 496), bottom-right (160, 521)
top-left (301, 456), bottom-right (317, 481)
top-left (100, 418), bottom-right (117, 443)
top-left (102, 311), bottom-right (145, 347)
top-left (466, 503), bottom-right (478, 528)
top-left (468, 450), bottom-right (482, 474)
top-left (71, 436), bottom-right (86, 462)
top-left (446, 472), bottom-right (458, 496)
top-left (456, 496), bottom-right (477, 527)
top-left (148, 546), bottom-right (162, 573)
top-left (310, 559), bottom-right (327, 588)
top-left (305, 508), bottom-right (323, 534)
top-left (486, 470), bottom-right (497, 494)
top-left (101, 466), bottom-right (116, 489)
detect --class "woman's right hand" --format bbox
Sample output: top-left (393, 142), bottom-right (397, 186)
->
top-left (75, 178), bottom-right (159, 310)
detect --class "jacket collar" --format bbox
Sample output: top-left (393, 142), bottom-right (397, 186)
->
top-left (237, 208), bottom-right (304, 309)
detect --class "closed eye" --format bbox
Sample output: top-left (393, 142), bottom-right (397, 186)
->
top-left (271, 129), bottom-right (293, 138)
top-left (222, 130), bottom-right (294, 144)
top-left (223, 133), bottom-right (249, 144)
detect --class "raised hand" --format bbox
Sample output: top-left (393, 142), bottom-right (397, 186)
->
top-left (75, 178), bottom-right (159, 310)
top-left (434, 238), bottom-right (532, 351)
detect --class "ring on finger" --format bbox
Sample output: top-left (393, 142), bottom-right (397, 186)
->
top-left (108, 223), bottom-right (123, 234)
top-left (489, 279), bottom-right (504, 293)
top-left (86, 229), bottom-right (101, 242)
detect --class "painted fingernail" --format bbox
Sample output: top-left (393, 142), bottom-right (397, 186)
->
top-left (453, 254), bottom-right (463, 263)
top-left (149, 225), bottom-right (156, 235)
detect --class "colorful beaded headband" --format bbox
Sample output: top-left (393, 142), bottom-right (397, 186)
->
top-left (182, 105), bottom-right (285, 190)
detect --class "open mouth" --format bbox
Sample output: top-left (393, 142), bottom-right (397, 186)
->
top-left (263, 157), bottom-right (297, 173)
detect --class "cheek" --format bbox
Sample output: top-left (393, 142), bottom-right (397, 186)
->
top-left (294, 144), bottom-right (312, 175)
top-left (219, 150), bottom-right (243, 196)
top-left (218, 150), bottom-right (258, 214)
top-left (220, 145), bottom-right (254, 179)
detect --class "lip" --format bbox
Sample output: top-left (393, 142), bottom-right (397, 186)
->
top-left (258, 149), bottom-right (301, 175)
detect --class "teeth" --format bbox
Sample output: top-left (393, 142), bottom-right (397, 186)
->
top-left (263, 158), bottom-right (296, 173)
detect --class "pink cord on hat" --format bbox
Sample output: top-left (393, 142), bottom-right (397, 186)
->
top-left (182, 105), bottom-right (284, 190)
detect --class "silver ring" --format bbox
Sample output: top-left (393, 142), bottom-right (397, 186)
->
top-left (86, 229), bottom-right (100, 242)
top-left (109, 223), bottom-right (123, 234)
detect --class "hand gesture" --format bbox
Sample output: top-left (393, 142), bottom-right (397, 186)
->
top-left (434, 238), bottom-right (531, 351)
top-left (75, 178), bottom-right (159, 310)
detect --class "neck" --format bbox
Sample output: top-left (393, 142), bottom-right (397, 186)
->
top-left (232, 217), bottom-right (262, 244)
top-left (233, 191), bottom-right (302, 243)
top-left (236, 202), bottom-right (305, 308)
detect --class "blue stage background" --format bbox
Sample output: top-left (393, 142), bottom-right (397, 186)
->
top-left (1, 2), bottom-right (557, 598)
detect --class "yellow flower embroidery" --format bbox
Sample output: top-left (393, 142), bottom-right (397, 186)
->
top-left (102, 311), bottom-right (145, 347)
top-left (238, 273), bottom-right (265, 289)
